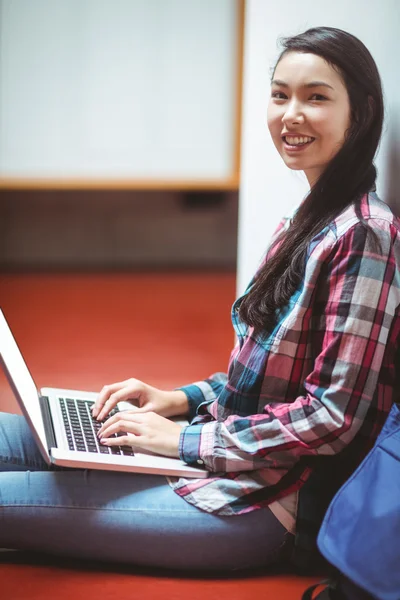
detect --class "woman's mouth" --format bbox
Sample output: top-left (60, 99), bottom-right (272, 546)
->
top-left (282, 135), bottom-right (315, 152)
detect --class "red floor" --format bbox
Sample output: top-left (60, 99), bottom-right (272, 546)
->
top-left (0, 272), bottom-right (319, 599)
top-left (0, 272), bottom-right (236, 413)
top-left (0, 562), bottom-right (321, 600)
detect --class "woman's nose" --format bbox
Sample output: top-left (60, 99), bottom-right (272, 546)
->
top-left (281, 100), bottom-right (304, 126)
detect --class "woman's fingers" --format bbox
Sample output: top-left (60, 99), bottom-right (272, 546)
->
top-left (95, 388), bottom-right (133, 421)
top-left (92, 382), bottom-right (124, 418)
top-left (99, 416), bottom-right (144, 440)
top-left (92, 379), bottom-right (143, 420)
top-left (101, 434), bottom-right (132, 447)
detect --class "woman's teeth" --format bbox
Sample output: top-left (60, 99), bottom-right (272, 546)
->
top-left (284, 136), bottom-right (314, 146)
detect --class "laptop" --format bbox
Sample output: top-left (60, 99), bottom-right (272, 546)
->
top-left (0, 309), bottom-right (208, 478)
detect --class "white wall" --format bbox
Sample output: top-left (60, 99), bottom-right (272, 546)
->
top-left (0, 0), bottom-right (238, 180)
top-left (237, 0), bottom-right (400, 294)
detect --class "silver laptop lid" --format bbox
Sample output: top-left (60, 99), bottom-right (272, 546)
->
top-left (0, 309), bottom-right (50, 462)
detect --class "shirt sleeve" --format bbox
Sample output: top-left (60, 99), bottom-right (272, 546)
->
top-left (179, 222), bottom-right (400, 471)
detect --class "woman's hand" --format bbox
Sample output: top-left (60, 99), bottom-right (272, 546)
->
top-left (97, 410), bottom-right (182, 458)
top-left (92, 378), bottom-right (189, 421)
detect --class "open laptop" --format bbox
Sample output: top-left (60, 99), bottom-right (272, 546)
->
top-left (0, 309), bottom-right (208, 478)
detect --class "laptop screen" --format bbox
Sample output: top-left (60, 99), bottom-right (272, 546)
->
top-left (0, 309), bottom-right (50, 461)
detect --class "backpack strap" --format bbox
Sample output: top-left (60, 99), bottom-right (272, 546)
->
top-left (302, 580), bottom-right (343, 600)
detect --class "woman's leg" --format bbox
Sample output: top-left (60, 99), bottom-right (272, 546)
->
top-left (0, 412), bottom-right (53, 472)
top-left (0, 412), bottom-right (292, 571)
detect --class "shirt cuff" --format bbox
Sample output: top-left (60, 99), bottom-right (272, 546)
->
top-left (179, 421), bottom-right (219, 470)
top-left (179, 424), bottom-right (205, 465)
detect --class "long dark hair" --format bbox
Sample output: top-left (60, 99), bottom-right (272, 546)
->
top-left (239, 26), bottom-right (384, 333)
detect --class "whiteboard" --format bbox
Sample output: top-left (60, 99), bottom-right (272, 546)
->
top-left (0, 0), bottom-right (239, 182)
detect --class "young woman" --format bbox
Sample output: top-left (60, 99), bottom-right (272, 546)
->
top-left (1, 27), bottom-right (399, 587)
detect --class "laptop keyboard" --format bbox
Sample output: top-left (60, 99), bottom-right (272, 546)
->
top-left (59, 398), bottom-right (134, 456)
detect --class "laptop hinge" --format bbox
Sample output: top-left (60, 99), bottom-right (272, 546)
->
top-left (39, 395), bottom-right (57, 451)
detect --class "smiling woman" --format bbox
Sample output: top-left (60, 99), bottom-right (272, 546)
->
top-left (0, 28), bottom-right (399, 596)
top-left (268, 52), bottom-right (351, 185)
top-left (239, 26), bottom-right (384, 334)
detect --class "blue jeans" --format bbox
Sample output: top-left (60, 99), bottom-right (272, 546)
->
top-left (0, 413), bottom-right (292, 571)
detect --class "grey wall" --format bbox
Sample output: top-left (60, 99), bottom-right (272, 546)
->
top-left (0, 190), bottom-right (238, 270)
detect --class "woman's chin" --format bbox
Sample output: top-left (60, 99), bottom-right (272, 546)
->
top-left (280, 156), bottom-right (307, 171)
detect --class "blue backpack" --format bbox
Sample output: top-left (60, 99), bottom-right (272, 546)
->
top-left (303, 402), bottom-right (400, 600)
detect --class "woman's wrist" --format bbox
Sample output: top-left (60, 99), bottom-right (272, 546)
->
top-left (169, 390), bottom-right (190, 417)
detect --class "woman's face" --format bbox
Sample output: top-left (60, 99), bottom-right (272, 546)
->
top-left (267, 51), bottom-right (351, 186)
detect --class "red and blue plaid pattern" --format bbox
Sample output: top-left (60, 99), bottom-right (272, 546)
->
top-left (169, 193), bottom-right (400, 521)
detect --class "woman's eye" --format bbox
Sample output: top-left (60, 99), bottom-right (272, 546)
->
top-left (271, 91), bottom-right (287, 100)
top-left (310, 93), bottom-right (327, 101)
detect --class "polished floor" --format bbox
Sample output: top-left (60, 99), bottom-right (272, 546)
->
top-left (0, 272), bottom-right (236, 413)
top-left (0, 271), bottom-right (318, 599)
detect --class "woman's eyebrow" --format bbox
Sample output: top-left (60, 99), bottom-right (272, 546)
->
top-left (304, 81), bottom-right (334, 90)
top-left (271, 79), bottom-right (334, 90)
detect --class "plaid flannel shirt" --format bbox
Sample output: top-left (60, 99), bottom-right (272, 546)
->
top-left (169, 193), bottom-right (400, 534)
